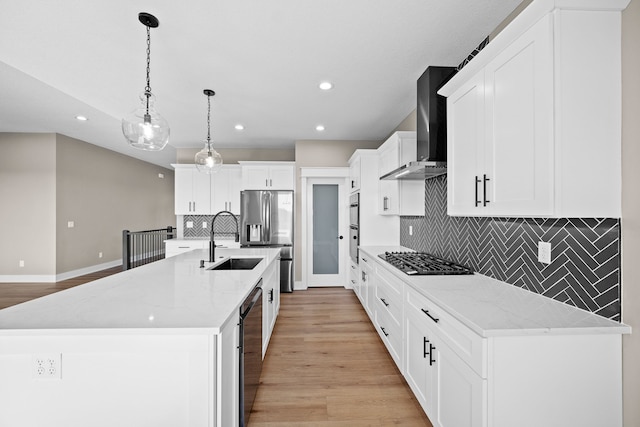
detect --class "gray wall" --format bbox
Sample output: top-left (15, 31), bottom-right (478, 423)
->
top-left (0, 133), bottom-right (175, 279)
top-left (55, 134), bottom-right (175, 274)
top-left (0, 133), bottom-right (57, 276)
top-left (621, 0), bottom-right (640, 425)
top-left (176, 147), bottom-right (295, 164)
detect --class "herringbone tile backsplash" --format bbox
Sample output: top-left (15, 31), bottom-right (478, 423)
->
top-left (400, 175), bottom-right (621, 320)
top-left (183, 215), bottom-right (239, 240)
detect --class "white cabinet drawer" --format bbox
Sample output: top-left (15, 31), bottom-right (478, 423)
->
top-left (405, 285), bottom-right (486, 378)
top-left (374, 297), bottom-right (403, 368)
top-left (375, 265), bottom-right (403, 327)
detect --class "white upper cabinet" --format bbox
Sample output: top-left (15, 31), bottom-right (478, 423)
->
top-left (240, 162), bottom-right (295, 190)
top-left (349, 155), bottom-right (362, 193)
top-left (377, 131), bottom-right (424, 216)
top-left (440, 0), bottom-right (626, 218)
top-left (173, 164), bottom-right (211, 215)
top-left (211, 165), bottom-right (242, 214)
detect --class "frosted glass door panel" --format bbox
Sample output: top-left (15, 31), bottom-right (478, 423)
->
top-left (313, 184), bottom-right (338, 274)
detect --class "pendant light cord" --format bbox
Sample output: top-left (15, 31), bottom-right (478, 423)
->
top-left (207, 93), bottom-right (212, 151)
top-left (145, 25), bottom-right (152, 113)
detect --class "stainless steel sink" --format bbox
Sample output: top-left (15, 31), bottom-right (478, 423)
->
top-left (208, 257), bottom-right (262, 271)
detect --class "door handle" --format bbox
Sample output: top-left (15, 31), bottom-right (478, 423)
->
top-left (338, 235), bottom-right (343, 239)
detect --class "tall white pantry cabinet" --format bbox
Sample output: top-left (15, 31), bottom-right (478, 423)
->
top-left (439, 0), bottom-right (626, 218)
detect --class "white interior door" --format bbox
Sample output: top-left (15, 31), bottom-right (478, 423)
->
top-left (306, 177), bottom-right (347, 287)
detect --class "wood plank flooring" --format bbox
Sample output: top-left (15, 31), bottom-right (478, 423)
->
top-left (0, 266), bottom-right (122, 310)
top-left (249, 287), bottom-right (433, 427)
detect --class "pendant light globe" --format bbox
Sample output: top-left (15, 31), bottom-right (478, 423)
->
top-left (122, 12), bottom-right (170, 151)
top-left (122, 92), bottom-right (170, 151)
top-left (195, 142), bottom-right (223, 174)
top-left (195, 89), bottom-right (223, 173)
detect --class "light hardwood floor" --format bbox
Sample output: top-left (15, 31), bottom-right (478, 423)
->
top-left (250, 287), bottom-right (433, 427)
top-left (0, 272), bottom-right (432, 426)
top-left (0, 266), bottom-right (122, 310)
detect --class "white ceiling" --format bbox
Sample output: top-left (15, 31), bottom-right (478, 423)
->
top-left (0, 0), bottom-right (522, 169)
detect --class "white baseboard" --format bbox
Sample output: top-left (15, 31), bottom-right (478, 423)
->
top-left (0, 274), bottom-right (57, 283)
top-left (0, 260), bottom-right (122, 283)
top-left (294, 280), bottom-right (306, 291)
top-left (55, 260), bottom-right (122, 282)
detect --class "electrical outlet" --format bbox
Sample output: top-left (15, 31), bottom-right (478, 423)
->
top-left (409, 226), bottom-right (413, 236)
top-left (33, 354), bottom-right (61, 380)
top-left (19, 260), bottom-right (25, 267)
top-left (158, 173), bottom-right (164, 179)
top-left (203, 221), bottom-right (208, 229)
top-left (186, 221), bottom-right (193, 229)
top-left (67, 221), bottom-right (74, 228)
top-left (538, 241), bottom-right (552, 264)
top-left (98, 252), bottom-right (103, 258)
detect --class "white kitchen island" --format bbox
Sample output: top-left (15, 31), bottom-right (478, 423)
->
top-left (0, 247), bottom-right (281, 427)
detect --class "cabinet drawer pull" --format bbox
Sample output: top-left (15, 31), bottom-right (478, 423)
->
top-left (483, 174), bottom-right (490, 206)
top-left (362, 257), bottom-right (368, 263)
top-left (361, 271), bottom-right (367, 281)
top-left (380, 327), bottom-right (389, 337)
top-left (351, 264), bottom-right (356, 270)
top-left (269, 289), bottom-right (274, 303)
top-left (423, 337), bottom-right (429, 358)
top-left (380, 298), bottom-right (389, 307)
top-left (350, 279), bottom-right (356, 284)
top-left (475, 176), bottom-right (481, 207)
top-left (421, 308), bottom-right (440, 323)
top-left (383, 196), bottom-right (389, 211)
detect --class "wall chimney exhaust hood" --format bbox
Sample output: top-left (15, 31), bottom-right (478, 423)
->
top-left (381, 66), bottom-right (456, 181)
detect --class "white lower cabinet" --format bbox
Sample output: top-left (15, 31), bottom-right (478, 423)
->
top-left (405, 286), bottom-right (486, 427)
top-left (262, 259), bottom-right (280, 358)
top-left (357, 251), bottom-right (624, 427)
top-left (220, 314), bottom-right (240, 427)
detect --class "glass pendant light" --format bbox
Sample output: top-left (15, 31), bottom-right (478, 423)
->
top-left (122, 12), bottom-right (170, 151)
top-left (195, 89), bottom-right (223, 173)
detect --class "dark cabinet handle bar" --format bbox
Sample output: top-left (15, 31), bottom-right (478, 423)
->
top-left (423, 337), bottom-right (429, 359)
top-left (429, 343), bottom-right (436, 366)
top-left (475, 176), bottom-right (481, 207)
top-left (421, 308), bottom-right (440, 323)
top-left (483, 174), bottom-right (490, 206)
top-left (380, 327), bottom-right (389, 337)
top-left (380, 298), bottom-right (389, 307)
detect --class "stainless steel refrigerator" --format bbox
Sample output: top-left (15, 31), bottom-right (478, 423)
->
top-left (240, 190), bottom-right (294, 292)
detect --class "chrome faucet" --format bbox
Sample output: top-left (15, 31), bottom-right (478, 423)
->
top-left (209, 210), bottom-right (240, 262)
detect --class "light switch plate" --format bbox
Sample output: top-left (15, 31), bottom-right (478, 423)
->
top-left (186, 221), bottom-right (193, 228)
top-left (538, 241), bottom-right (552, 264)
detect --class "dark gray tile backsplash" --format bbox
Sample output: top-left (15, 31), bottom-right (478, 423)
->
top-left (400, 175), bottom-right (621, 320)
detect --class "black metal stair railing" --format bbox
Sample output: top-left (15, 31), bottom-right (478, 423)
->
top-left (122, 226), bottom-right (175, 270)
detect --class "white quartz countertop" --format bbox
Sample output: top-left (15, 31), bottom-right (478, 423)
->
top-left (360, 246), bottom-right (630, 337)
top-left (0, 248), bottom-right (280, 335)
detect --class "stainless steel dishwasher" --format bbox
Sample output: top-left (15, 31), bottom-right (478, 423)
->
top-left (239, 280), bottom-right (263, 427)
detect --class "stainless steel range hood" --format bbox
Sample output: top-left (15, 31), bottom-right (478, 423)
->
top-left (381, 66), bottom-right (456, 181)
top-left (380, 161), bottom-right (447, 180)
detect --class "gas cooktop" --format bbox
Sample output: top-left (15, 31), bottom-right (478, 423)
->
top-left (378, 251), bottom-right (473, 276)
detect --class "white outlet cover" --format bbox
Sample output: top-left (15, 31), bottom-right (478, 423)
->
top-left (33, 354), bottom-right (61, 380)
top-left (186, 221), bottom-right (193, 228)
top-left (538, 241), bottom-right (552, 264)
top-left (409, 226), bottom-right (413, 236)
top-left (67, 221), bottom-right (74, 228)
top-left (203, 221), bottom-right (208, 229)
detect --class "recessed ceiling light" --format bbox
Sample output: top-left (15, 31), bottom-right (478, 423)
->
top-left (235, 124), bottom-right (245, 131)
top-left (75, 115), bottom-right (88, 121)
top-left (319, 81), bottom-right (333, 91)
top-left (316, 125), bottom-right (325, 131)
